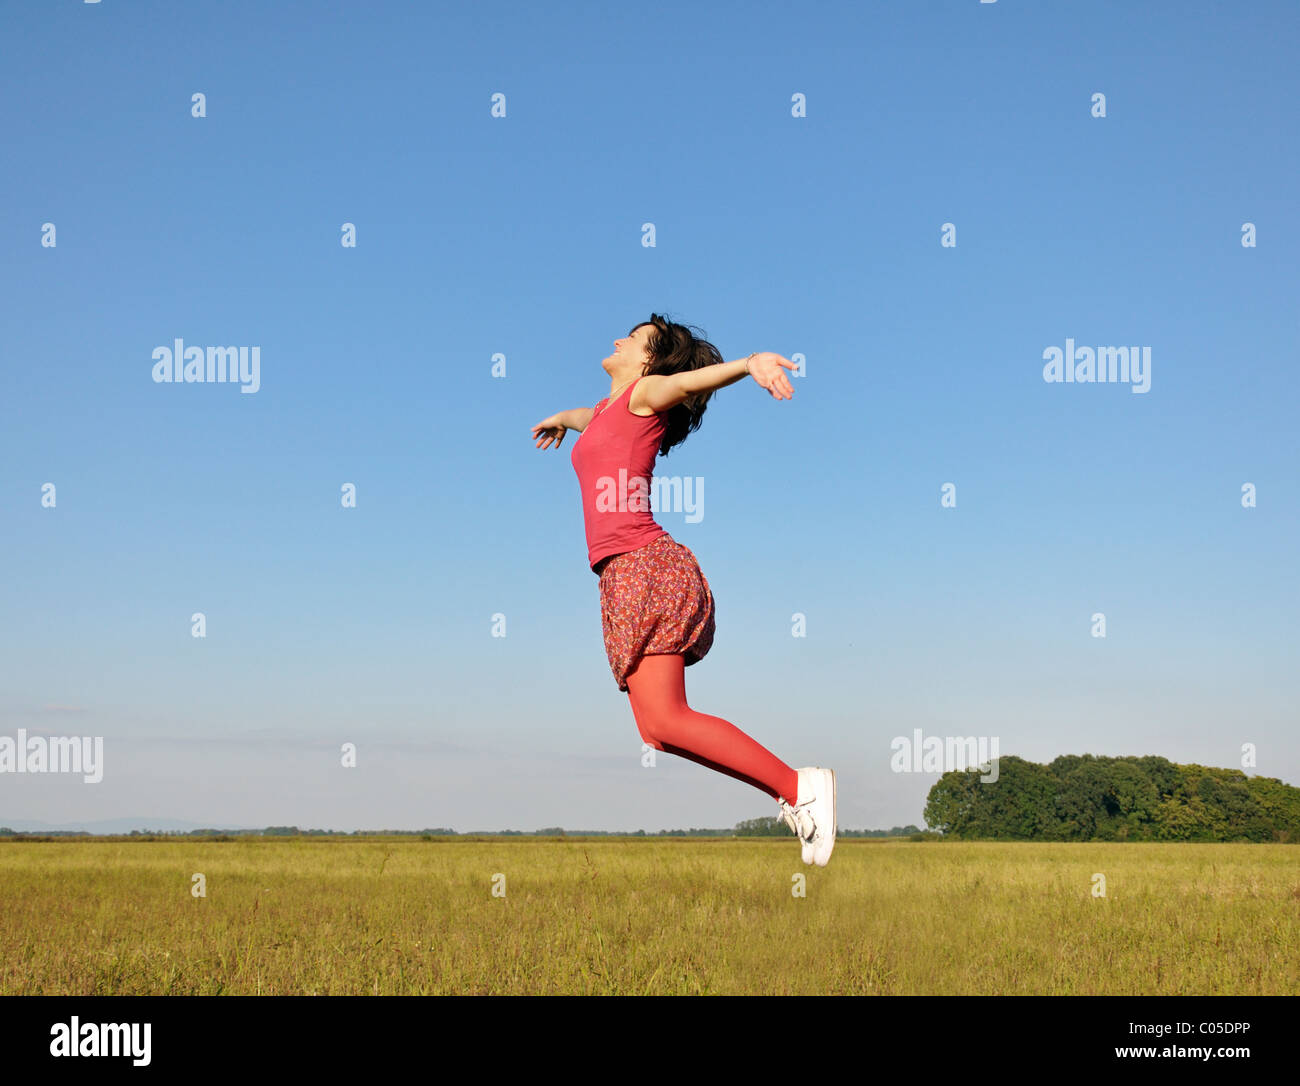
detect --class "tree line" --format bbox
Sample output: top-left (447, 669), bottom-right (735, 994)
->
top-left (923, 754), bottom-right (1300, 842)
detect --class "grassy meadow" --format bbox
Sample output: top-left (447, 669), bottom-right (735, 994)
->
top-left (1, 837), bottom-right (1295, 995)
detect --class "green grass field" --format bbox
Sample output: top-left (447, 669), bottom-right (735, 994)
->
top-left (1, 837), bottom-right (1295, 995)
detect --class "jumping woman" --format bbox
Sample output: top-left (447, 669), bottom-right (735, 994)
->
top-left (530, 313), bottom-right (836, 866)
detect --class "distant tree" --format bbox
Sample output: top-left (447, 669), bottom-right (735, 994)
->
top-left (923, 766), bottom-right (981, 836)
top-left (1248, 776), bottom-right (1300, 842)
top-left (734, 817), bottom-right (792, 837)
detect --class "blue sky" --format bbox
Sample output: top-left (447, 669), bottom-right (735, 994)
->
top-left (1, 1), bottom-right (1296, 832)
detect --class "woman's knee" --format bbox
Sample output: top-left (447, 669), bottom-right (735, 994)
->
top-left (627, 695), bottom-right (669, 749)
top-left (637, 727), bottom-right (666, 752)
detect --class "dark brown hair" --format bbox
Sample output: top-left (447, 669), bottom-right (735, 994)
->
top-left (632, 313), bottom-right (723, 456)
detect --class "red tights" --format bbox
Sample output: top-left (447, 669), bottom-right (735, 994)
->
top-left (624, 653), bottom-right (800, 805)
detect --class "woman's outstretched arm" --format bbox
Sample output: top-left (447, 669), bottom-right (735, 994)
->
top-left (531, 406), bottom-right (594, 449)
top-left (635, 352), bottom-right (797, 413)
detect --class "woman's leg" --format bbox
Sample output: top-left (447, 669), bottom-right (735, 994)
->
top-left (624, 653), bottom-right (800, 804)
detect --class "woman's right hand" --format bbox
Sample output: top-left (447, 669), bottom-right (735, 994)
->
top-left (531, 415), bottom-right (569, 449)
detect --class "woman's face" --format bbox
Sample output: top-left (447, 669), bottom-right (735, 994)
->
top-left (603, 323), bottom-right (653, 376)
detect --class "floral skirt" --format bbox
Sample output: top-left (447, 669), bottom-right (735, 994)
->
top-left (597, 532), bottom-right (716, 692)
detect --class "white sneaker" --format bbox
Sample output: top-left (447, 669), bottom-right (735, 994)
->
top-left (775, 797), bottom-right (816, 864)
top-left (804, 767), bottom-right (836, 866)
top-left (774, 767), bottom-right (836, 866)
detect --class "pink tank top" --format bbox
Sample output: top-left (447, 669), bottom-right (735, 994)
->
top-left (570, 376), bottom-right (668, 572)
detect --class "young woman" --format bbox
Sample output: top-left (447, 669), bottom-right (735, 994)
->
top-left (530, 313), bottom-right (836, 866)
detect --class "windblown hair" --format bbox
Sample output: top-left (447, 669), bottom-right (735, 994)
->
top-left (633, 312), bottom-right (723, 456)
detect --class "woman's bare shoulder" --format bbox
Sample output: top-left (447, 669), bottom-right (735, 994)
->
top-left (628, 375), bottom-right (668, 417)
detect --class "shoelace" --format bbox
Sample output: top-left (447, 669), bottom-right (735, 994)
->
top-left (775, 799), bottom-right (816, 841)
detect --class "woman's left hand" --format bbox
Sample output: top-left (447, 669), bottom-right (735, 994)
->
top-left (748, 353), bottom-right (797, 399)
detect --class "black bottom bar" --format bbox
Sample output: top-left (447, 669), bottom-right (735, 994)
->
top-left (0, 994), bottom-right (1289, 1071)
